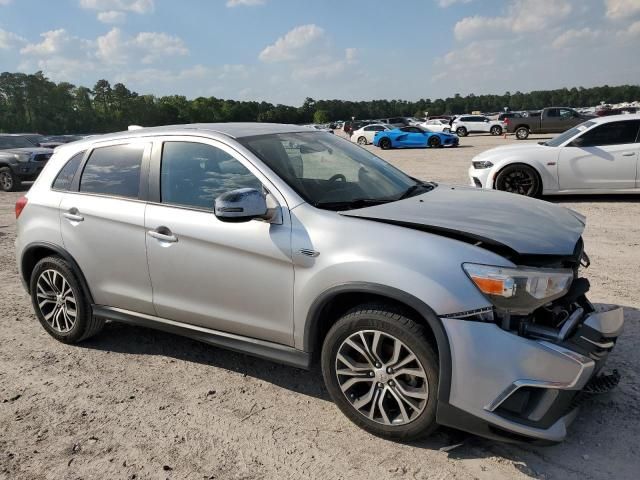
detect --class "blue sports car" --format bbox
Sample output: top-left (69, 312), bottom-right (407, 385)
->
top-left (373, 126), bottom-right (459, 149)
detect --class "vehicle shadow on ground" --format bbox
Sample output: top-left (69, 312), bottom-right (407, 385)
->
top-left (79, 304), bottom-right (639, 478)
top-left (545, 193), bottom-right (640, 203)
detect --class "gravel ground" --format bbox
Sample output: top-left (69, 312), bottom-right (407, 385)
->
top-left (1, 133), bottom-right (639, 480)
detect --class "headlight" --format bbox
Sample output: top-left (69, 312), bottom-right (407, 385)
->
top-left (13, 153), bottom-right (31, 163)
top-left (472, 160), bottom-right (493, 169)
top-left (462, 263), bottom-right (573, 314)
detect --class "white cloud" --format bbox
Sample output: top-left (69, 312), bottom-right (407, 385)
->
top-left (96, 28), bottom-right (188, 65)
top-left (226, 0), bottom-right (265, 6)
top-left (97, 10), bottom-right (126, 23)
top-left (605, 0), bottom-right (640, 19)
top-left (617, 20), bottom-right (640, 39)
top-left (79, 0), bottom-right (154, 13)
top-left (454, 0), bottom-right (572, 41)
top-left (435, 0), bottom-right (473, 7)
top-left (0, 28), bottom-right (25, 49)
top-left (0, 0), bottom-right (13, 6)
top-left (259, 24), bottom-right (325, 62)
top-left (21, 29), bottom-right (90, 56)
top-left (552, 28), bottom-right (601, 49)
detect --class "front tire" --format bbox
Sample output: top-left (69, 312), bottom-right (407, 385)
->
top-left (30, 256), bottom-right (104, 343)
top-left (494, 164), bottom-right (541, 197)
top-left (379, 138), bottom-right (392, 150)
top-left (357, 136), bottom-right (368, 145)
top-left (321, 305), bottom-right (439, 441)
top-left (515, 126), bottom-right (530, 140)
top-left (0, 167), bottom-right (20, 192)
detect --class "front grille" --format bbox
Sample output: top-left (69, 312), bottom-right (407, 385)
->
top-left (33, 154), bottom-right (52, 162)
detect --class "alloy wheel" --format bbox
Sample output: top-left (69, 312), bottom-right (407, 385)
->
top-left (357, 136), bottom-right (367, 145)
top-left (501, 169), bottom-right (536, 196)
top-left (335, 330), bottom-right (429, 426)
top-left (36, 269), bottom-right (77, 333)
top-left (0, 171), bottom-right (13, 191)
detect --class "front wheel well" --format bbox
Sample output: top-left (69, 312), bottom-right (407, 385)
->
top-left (493, 162), bottom-right (543, 195)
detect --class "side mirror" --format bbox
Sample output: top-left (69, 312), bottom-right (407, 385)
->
top-left (214, 188), bottom-right (268, 223)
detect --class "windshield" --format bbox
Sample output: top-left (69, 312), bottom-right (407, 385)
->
top-left (0, 136), bottom-right (36, 149)
top-left (240, 132), bottom-right (431, 210)
top-left (544, 121), bottom-right (596, 147)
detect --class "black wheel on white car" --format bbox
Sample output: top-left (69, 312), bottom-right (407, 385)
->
top-left (357, 136), bottom-right (368, 145)
top-left (0, 166), bottom-right (19, 192)
top-left (428, 136), bottom-right (441, 148)
top-left (456, 127), bottom-right (467, 137)
top-left (379, 138), bottom-right (392, 150)
top-left (321, 305), bottom-right (439, 440)
top-left (30, 256), bottom-right (104, 343)
top-left (515, 126), bottom-right (530, 140)
top-left (490, 125), bottom-right (503, 136)
top-left (495, 164), bottom-right (541, 197)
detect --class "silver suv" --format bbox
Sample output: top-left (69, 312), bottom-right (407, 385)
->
top-left (15, 123), bottom-right (623, 443)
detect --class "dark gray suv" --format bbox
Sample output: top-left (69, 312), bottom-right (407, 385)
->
top-left (0, 134), bottom-right (54, 191)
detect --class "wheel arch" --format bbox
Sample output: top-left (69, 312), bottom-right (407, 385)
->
top-left (21, 242), bottom-right (94, 303)
top-left (304, 282), bottom-right (452, 403)
top-left (492, 161), bottom-right (544, 195)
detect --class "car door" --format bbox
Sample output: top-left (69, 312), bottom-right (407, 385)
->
top-left (144, 137), bottom-right (295, 345)
top-left (544, 108), bottom-right (563, 132)
top-left (59, 140), bottom-right (155, 314)
top-left (557, 120), bottom-right (640, 190)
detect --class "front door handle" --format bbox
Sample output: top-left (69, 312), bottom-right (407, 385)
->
top-left (621, 152), bottom-right (636, 157)
top-left (63, 211), bottom-right (84, 222)
top-left (148, 228), bottom-right (178, 243)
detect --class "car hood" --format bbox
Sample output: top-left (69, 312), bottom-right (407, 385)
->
top-left (474, 143), bottom-right (548, 160)
top-left (341, 186), bottom-right (585, 256)
top-left (1, 147), bottom-right (54, 155)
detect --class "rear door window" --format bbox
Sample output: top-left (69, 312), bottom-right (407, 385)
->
top-left (79, 144), bottom-right (145, 198)
top-left (573, 121), bottom-right (640, 147)
top-left (52, 151), bottom-right (84, 191)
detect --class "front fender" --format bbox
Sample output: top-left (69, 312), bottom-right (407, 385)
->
top-left (487, 154), bottom-right (559, 193)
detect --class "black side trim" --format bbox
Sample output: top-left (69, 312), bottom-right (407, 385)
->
top-left (94, 306), bottom-right (311, 370)
top-left (304, 282), bottom-right (452, 404)
top-left (21, 241), bottom-right (94, 303)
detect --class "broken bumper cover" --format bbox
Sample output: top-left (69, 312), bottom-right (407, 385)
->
top-left (438, 307), bottom-right (623, 443)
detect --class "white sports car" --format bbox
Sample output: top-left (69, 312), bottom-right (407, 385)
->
top-left (468, 114), bottom-right (640, 196)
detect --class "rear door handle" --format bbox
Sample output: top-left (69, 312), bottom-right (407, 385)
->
top-left (148, 229), bottom-right (178, 243)
top-left (621, 152), bottom-right (636, 157)
top-left (63, 211), bottom-right (84, 222)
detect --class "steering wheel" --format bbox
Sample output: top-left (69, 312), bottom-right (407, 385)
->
top-left (328, 173), bottom-right (346, 183)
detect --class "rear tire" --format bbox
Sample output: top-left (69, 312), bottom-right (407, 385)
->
top-left (379, 138), bottom-right (392, 150)
top-left (515, 126), bottom-right (530, 140)
top-left (29, 256), bottom-right (104, 343)
top-left (456, 127), bottom-right (467, 137)
top-left (0, 167), bottom-right (20, 192)
top-left (428, 136), bottom-right (441, 148)
top-left (357, 136), bottom-right (368, 145)
top-left (494, 164), bottom-right (541, 197)
top-left (321, 304), bottom-right (439, 441)
top-left (490, 125), bottom-right (503, 136)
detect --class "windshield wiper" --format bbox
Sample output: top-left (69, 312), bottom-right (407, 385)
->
top-left (398, 181), bottom-right (436, 200)
top-left (314, 198), bottom-right (393, 211)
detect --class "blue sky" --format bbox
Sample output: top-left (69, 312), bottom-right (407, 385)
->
top-left (1, 0), bottom-right (639, 105)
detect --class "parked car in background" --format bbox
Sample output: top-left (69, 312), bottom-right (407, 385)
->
top-left (351, 124), bottom-right (394, 145)
top-left (15, 133), bottom-right (63, 149)
top-left (497, 112), bottom-right (522, 122)
top-left (469, 114), bottom-right (640, 196)
top-left (15, 122), bottom-right (623, 443)
top-left (373, 126), bottom-right (459, 149)
top-left (0, 134), bottom-right (54, 191)
top-left (451, 116), bottom-right (505, 137)
top-left (378, 117), bottom-right (411, 127)
top-left (420, 119), bottom-right (452, 133)
top-left (506, 107), bottom-right (594, 140)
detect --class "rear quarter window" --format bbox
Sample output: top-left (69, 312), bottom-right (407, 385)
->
top-left (52, 151), bottom-right (85, 191)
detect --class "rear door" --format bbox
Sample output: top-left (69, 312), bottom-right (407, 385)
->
top-left (144, 137), bottom-right (295, 345)
top-left (558, 120), bottom-right (640, 190)
top-left (60, 140), bottom-right (155, 314)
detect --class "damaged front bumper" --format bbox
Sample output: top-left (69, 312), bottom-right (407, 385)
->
top-left (438, 306), bottom-right (623, 443)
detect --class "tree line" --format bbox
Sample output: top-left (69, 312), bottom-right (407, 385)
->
top-left (1, 71), bottom-right (639, 135)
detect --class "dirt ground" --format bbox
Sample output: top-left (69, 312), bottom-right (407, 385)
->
top-left (1, 133), bottom-right (639, 480)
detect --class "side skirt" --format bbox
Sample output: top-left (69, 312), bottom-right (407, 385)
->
top-left (92, 305), bottom-right (311, 370)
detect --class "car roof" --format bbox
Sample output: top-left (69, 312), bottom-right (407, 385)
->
top-left (589, 113), bottom-right (640, 125)
top-left (62, 123), bottom-right (313, 147)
